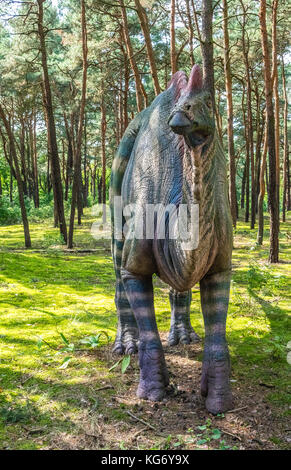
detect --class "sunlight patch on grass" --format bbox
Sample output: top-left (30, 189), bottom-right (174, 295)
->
top-left (0, 211), bottom-right (290, 449)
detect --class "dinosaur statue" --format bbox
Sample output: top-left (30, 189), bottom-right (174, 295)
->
top-left (109, 65), bottom-right (233, 414)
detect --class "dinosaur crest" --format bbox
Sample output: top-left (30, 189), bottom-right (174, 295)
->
top-left (167, 71), bottom-right (188, 102)
top-left (184, 64), bottom-right (203, 95)
top-left (167, 65), bottom-right (203, 102)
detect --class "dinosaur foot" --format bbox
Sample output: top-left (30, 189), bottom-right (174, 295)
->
top-left (168, 323), bottom-right (201, 346)
top-left (137, 348), bottom-right (169, 401)
top-left (201, 359), bottom-right (233, 415)
top-left (112, 326), bottom-right (139, 355)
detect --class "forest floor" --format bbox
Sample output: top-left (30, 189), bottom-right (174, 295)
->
top-left (0, 210), bottom-right (290, 450)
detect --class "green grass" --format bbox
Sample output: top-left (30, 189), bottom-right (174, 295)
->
top-left (0, 210), bottom-right (290, 450)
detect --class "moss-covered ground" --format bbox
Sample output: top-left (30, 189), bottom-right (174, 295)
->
top-left (0, 211), bottom-right (290, 450)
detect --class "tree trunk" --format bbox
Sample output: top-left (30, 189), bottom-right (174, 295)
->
top-left (241, 161), bottom-right (246, 209)
top-left (119, 0), bottom-right (147, 112)
top-left (282, 57), bottom-right (289, 221)
top-left (254, 89), bottom-right (264, 215)
top-left (271, 0), bottom-right (280, 215)
top-left (32, 109), bottom-right (39, 208)
top-left (240, 0), bottom-right (255, 228)
top-left (83, 113), bottom-right (88, 208)
top-left (116, 82), bottom-right (122, 144)
top-left (191, 0), bottom-right (202, 43)
top-left (92, 164), bottom-right (97, 202)
top-left (170, 0), bottom-right (177, 74)
top-left (0, 104), bottom-right (31, 248)
top-left (68, 0), bottom-right (88, 248)
top-left (63, 110), bottom-right (74, 201)
top-left (223, 0), bottom-right (236, 227)
top-left (259, 0), bottom-right (279, 262)
top-left (241, 88), bottom-right (250, 222)
top-left (201, 0), bottom-right (215, 101)
top-left (134, 0), bottom-right (161, 95)
top-left (37, 0), bottom-right (67, 242)
top-left (257, 124), bottom-right (268, 245)
top-left (101, 92), bottom-right (107, 205)
top-left (185, 0), bottom-right (194, 66)
top-left (19, 118), bottom-right (28, 196)
top-left (119, 41), bottom-right (130, 134)
top-left (215, 91), bottom-right (223, 142)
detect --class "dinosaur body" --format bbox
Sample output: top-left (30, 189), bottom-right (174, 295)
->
top-left (110, 65), bottom-right (233, 414)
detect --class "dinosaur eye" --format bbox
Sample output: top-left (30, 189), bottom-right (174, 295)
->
top-left (186, 104), bottom-right (191, 111)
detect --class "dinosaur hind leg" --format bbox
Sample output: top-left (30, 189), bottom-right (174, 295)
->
top-left (168, 288), bottom-right (200, 346)
top-left (200, 271), bottom-right (233, 414)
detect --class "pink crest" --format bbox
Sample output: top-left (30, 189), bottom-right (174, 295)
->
top-left (167, 66), bottom-right (203, 102)
top-left (184, 64), bottom-right (203, 94)
top-left (167, 71), bottom-right (188, 101)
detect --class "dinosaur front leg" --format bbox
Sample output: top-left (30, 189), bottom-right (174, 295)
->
top-left (122, 271), bottom-right (169, 401)
top-left (200, 270), bottom-right (233, 414)
top-left (113, 279), bottom-right (138, 355)
top-left (112, 238), bottom-right (138, 355)
top-left (168, 288), bottom-right (200, 345)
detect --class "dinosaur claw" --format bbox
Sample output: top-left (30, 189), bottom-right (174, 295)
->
top-left (168, 334), bottom-right (179, 346)
top-left (112, 343), bottom-right (125, 355)
top-left (168, 326), bottom-right (200, 346)
top-left (112, 327), bottom-right (139, 356)
top-left (190, 332), bottom-right (201, 343)
top-left (125, 343), bottom-right (138, 355)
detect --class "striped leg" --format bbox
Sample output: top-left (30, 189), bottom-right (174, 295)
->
top-left (168, 288), bottom-right (200, 345)
top-left (112, 239), bottom-right (138, 355)
top-left (122, 271), bottom-right (169, 401)
top-left (200, 270), bottom-right (233, 414)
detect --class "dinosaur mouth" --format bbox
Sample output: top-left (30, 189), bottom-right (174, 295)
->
top-left (186, 127), bottom-right (211, 147)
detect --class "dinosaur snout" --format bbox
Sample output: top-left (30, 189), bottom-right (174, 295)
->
top-left (168, 111), bottom-right (192, 135)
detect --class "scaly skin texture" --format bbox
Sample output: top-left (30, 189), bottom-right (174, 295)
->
top-left (168, 289), bottom-right (200, 345)
top-left (110, 65), bottom-right (233, 414)
top-left (200, 271), bottom-right (233, 414)
top-left (122, 275), bottom-right (169, 401)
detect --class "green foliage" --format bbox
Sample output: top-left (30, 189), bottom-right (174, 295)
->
top-left (37, 329), bottom-right (112, 368)
top-left (246, 262), bottom-right (288, 296)
top-left (0, 401), bottom-right (40, 424)
top-left (80, 332), bottom-right (111, 348)
top-left (109, 355), bottom-right (131, 374)
top-left (196, 419), bottom-right (222, 446)
top-left (41, 231), bottom-right (66, 248)
top-left (0, 0), bottom-right (289, 450)
top-left (28, 204), bottom-right (55, 223)
top-left (0, 196), bottom-right (21, 225)
top-left (158, 422), bottom-right (238, 450)
top-left (0, 194), bottom-right (56, 226)
top-left (264, 335), bottom-right (287, 361)
top-left (0, 0), bottom-right (289, 237)
top-left (0, 214), bottom-right (289, 450)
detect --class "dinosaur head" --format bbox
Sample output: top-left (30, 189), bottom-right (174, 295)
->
top-left (168, 65), bottom-right (215, 149)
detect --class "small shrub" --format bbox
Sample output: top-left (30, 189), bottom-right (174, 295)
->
top-left (0, 196), bottom-right (21, 224)
top-left (247, 262), bottom-right (287, 296)
top-left (0, 401), bottom-right (39, 424)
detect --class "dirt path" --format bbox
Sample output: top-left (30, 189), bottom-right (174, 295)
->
top-left (44, 333), bottom-right (290, 450)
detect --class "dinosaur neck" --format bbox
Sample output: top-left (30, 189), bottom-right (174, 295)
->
top-left (177, 138), bottom-right (217, 273)
top-left (182, 139), bottom-right (216, 212)
top-left (154, 137), bottom-right (218, 291)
